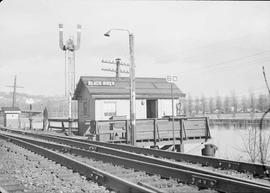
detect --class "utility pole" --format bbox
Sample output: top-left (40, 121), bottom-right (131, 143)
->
top-left (129, 33), bottom-right (136, 146)
top-left (101, 58), bottom-right (129, 79)
top-left (104, 29), bottom-right (136, 146)
top-left (6, 75), bottom-right (23, 107)
top-left (58, 24), bottom-right (81, 135)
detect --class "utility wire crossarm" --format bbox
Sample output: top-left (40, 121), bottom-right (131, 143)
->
top-left (101, 58), bottom-right (129, 79)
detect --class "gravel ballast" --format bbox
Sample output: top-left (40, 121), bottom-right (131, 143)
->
top-left (0, 139), bottom-right (112, 193)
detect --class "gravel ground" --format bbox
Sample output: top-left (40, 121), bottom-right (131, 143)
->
top-left (0, 139), bottom-right (112, 193)
top-left (67, 152), bottom-right (216, 193)
top-left (160, 157), bottom-right (270, 185)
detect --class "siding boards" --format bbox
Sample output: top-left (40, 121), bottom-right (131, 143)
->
top-left (91, 118), bottom-right (210, 142)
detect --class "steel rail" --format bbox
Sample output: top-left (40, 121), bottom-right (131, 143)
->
top-left (0, 134), bottom-right (156, 193)
top-left (0, 186), bottom-right (9, 193)
top-left (3, 127), bottom-right (269, 178)
top-left (53, 133), bottom-right (270, 178)
top-left (2, 129), bottom-right (270, 189)
top-left (2, 132), bottom-right (270, 193)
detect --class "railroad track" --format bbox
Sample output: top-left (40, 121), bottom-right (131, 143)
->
top-left (54, 134), bottom-right (270, 178)
top-left (1, 128), bottom-right (270, 193)
top-left (0, 133), bottom-right (158, 193)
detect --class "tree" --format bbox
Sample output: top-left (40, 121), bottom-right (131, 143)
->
top-left (194, 97), bottom-right (200, 114)
top-left (187, 94), bottom-right (193, 116)
top-left (231, 91), bottom-right (238, 117)
top-left (223, 96), bottom-right (230, 113)
top-left (181, 98), bottom-right (188, 115)
top-left (241, 96), bottom-right (248, 113)
top-left (215, 95), bottom-right (222, 115)
top-left (257, 94), bottom-right (267, 112)
top-left (249, 92), bottom-right (255, 118)
top-left (201, 95), bottom-right (207, 115)
top-left (208, 97), bottom-right (214, 114)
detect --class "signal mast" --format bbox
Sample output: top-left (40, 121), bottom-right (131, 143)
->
top-left (58, 24), bottom-right (81, 135)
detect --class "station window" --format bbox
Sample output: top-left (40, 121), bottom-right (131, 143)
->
top-left (104, 101), bottom-right (116, 117)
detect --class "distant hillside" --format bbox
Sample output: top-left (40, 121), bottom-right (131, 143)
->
top-left (0, 92), bottom-right (74, 118)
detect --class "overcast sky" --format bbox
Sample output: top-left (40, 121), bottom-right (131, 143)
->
top-left (0, 0), bottom-right (270, 98)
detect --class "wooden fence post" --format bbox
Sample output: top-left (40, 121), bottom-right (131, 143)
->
top-left (153, 118), bottom-right (157, 147)
top-left (179, 118), bottom-right (184, 152)
top-left (205, 117), bottom-right (210, 142)
top-left (125, 120), bottom-right (130, 144)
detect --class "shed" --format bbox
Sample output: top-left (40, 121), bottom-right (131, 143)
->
top-left (0, 107), bottom-right (21, 129)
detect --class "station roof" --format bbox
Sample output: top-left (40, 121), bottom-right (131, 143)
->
top-left (1, 107), bottom-right (21, 113)
top-left (73, 76), bottom-right (185, 100)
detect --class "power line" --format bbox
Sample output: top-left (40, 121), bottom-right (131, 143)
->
top-left (179, 51), bottom-right (270, 74)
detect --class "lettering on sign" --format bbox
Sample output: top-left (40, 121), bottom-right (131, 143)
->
top-left (87, 80), bottom-right (115, 86)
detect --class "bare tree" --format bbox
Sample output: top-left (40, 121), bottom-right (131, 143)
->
top-left (208, 97), bottom-right (214, 114)
top-left (201, 95), bottom-right (207, 115)
top-left (215, 95), bottom-right (222, 118)
top-left (182, 98), bottom-right (188, 116)
top-left (259, 66), bottom-right (270, 164)
top-left (231, 91), bottom-right (238, 117)
top-left (194, 97), bottom-right (200, 115)
top-left (223, 96), bottom-right (230, 113)
top-left (249, 91), bottom-right (255, 119)
top-left (241, 96), bottom-right (248, 113)
top-left (187, 94), bottom-right (193, 116)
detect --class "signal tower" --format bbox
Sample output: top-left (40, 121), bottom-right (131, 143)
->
top-left (58, 24), bottom-right (81, 135)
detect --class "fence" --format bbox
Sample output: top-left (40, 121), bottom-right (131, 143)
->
top-left (48, 118), bottom-right (78, 132)
top-left (84, 117), bottom-right (211, 144)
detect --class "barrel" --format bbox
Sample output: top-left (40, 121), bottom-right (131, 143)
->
top-left (202, 144), bottom-right (217, 156)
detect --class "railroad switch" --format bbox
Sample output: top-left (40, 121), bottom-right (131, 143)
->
top-left (191, 175), bottom-right (216, 189)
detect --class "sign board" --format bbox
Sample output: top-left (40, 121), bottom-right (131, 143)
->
top-left (87, 80), bottom-right (115, 86)
top-left (166, 75), bottom-right (177, 83)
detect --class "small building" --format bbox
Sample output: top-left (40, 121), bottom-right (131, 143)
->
top-left (73, 76), bottom-right (185, 135)
top-left (0, 107), bottom-right (21, 129)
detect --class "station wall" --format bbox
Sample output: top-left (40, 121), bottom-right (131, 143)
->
top-left (95, 99), bottom-right (146, 120)
top-left (158, 99), bottom-right (178, 118)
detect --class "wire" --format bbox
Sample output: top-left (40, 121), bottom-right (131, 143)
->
top-left (262, 66), bottom-right (270, 96)
top-left (180, 53), bottom-right (270, 75)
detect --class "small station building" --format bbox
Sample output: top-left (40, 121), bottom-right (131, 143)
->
top-left (73, 76), bottom-right (185, 134)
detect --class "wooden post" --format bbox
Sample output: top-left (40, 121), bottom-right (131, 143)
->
top-left (48, 120), bottom-right (51, 131)
top-left (125, 120), bottom-right (130, 144)
top-left (179, 118), bottom-right (184, 152)
top-left (153, 118), bottom-right (157, 147)
top-left (62, 121), bottom-right (65, 132)
top-left (205, 117), bottom-right (210, 142)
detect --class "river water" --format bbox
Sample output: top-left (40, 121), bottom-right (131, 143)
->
top-left (185, 125), bottom-right (270, 163)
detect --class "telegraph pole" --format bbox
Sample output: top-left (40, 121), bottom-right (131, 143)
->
top-left (129, 33), bottom-right (136, 146)
top-left (104, 29), bottom-right (136, 146)
top-left (6, 75), bottom-right (23, 107)
top-left (58, 24), bottom-right (81, 135)
top-left (101, 58), bottom-right (129, 79)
